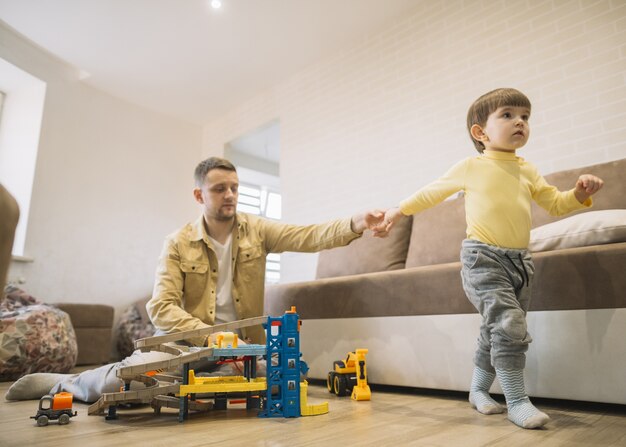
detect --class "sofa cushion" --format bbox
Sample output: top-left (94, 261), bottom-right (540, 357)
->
top-left (530, 209), bottom-right (626, 252)
top-left (531, 158), bottom-right (626, 228)
top-left (315, 214), bottom-right (413, 279)
top-left (55, 303), bottom-right (114, 365)
top-left (405, 196), bottom-right (467, 268)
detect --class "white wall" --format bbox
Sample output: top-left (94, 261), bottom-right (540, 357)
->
top-left (203, 0), bottom-right (626, 283)
top-left (1, 24), bottom-right (203, 323)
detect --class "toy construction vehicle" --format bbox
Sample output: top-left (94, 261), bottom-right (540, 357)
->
top-left (327, 348), bottom-right (371, 401)
top-left (31, 392), bottom-right (77, 426)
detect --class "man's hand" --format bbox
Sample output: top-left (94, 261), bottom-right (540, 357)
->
top-left (574, 174), bottom-right (604, 203)
top-left (369, 207), bottom-right (405, 238)
top-left (206, 331), bottom-right (224, 347)
top-left (206, 331), bottom-right (247, 347)
top-left (351, 209), bottom-right (385, 234)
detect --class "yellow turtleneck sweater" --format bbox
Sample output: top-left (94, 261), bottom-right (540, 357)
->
top-left (399, 150), bottom-right (591, 249)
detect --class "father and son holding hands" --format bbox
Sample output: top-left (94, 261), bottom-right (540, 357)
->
top-left (7, 88), bottom-right (604, 430)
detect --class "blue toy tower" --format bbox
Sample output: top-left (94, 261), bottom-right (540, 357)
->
top-left (259, 307), bottom-right (301, 418)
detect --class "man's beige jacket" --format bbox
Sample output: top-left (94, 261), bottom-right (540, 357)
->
top-left (147, 212), bottom-right (360, 345)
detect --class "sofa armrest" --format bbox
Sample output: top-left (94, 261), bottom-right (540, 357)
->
top-left (55, 303), bottom-right (114, 365)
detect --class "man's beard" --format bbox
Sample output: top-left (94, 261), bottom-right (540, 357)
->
top-left (215, 206), bottom-right (236, 221)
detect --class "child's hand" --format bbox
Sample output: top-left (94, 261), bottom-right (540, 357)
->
top-left (574, 174), bottom-right (604, 203)
top-left (371, 207), bottom-right (405, 237)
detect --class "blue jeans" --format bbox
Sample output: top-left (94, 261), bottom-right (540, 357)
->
top-left (460, 240), bottom-right (534, 371)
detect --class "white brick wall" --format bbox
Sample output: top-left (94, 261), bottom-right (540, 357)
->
top-left (203, 0), bottom-right (626, 283)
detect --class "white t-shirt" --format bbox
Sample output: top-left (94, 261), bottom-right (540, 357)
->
top-left (207, 234), bottom-right (238, 325)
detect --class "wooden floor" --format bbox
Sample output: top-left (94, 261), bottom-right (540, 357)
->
top-left (1, 379), bottom-right (625, 447)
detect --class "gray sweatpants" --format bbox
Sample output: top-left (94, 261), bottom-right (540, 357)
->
top-left (49, 350), bottom-right (225, 403)
top-left (460, 239), bottom-right (534, 372)
top-left (49, 350), bottom-right (178, 403)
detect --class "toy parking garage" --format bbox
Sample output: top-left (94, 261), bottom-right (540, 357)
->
top-left (88, 308), bottom-right (330, 422)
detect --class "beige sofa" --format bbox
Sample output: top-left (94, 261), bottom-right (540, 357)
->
top-left (266, 158), bottom-right (626, 404)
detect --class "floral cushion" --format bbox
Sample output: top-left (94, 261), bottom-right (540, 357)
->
top-left (116, 297), bottom-right (155, 358)
top-left (0, 286), bottom-right (78, 381)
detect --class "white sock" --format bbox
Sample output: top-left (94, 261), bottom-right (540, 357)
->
top-left (469, 367), bottom-right (504, 414)
top-left (5, 373), bottom-right (75, 400)
top-left (496, 368), bottom-right (549, 429)
top-left (507, 396), bottom-right (551, 429)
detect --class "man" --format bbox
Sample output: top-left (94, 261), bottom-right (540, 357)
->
top-left (148, 157), bottom-right (382, 346)
top-left (6, 157), bottom-right (383, 402)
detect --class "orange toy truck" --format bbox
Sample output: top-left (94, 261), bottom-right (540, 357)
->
top-left (31, 392), bottom-right (77, 426)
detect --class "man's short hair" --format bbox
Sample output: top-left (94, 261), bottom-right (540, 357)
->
top-left (194, 157), bottom-right (237, 186)
top-left (466, 88), bottom-right (532, 153)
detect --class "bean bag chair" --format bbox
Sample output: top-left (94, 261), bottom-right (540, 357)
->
top-left (0, 286), bottom-right (78, 381)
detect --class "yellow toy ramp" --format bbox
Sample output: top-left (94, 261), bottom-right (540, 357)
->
top-left (300, 380), bottom-right (329, 416)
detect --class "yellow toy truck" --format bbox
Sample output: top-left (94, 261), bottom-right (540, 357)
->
top-left (327, 348), bottom-right (371, 401)
top-left (31, 392), bottom-right (77, 426)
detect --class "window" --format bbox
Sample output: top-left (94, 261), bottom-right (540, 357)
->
top-left (238, 182), bottom-right (282, 284)
top-left (237, 184), bottom-right (262, 215)
top-left (225, 120), bottom-right (281, 283)
top-left (0, 58), bottom-right (47, 258)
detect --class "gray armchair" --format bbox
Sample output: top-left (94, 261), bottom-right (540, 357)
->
top-left (0, 183), bottom-right (19, 293)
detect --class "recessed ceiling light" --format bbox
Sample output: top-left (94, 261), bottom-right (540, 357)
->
top-left (211, 0), bottom-right (222, 9)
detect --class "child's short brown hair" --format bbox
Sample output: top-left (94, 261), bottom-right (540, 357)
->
top-left (467, 88), bottom-right (531, 153)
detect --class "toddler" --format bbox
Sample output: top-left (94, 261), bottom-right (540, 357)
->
top-left (372, 88), bottom-right (603, 429)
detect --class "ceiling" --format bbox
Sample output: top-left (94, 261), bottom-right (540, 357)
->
top-left (0, 0), bottom-right (419, 126)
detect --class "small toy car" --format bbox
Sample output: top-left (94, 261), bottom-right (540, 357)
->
top-left (31, 392), bottom-right (77, 426)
